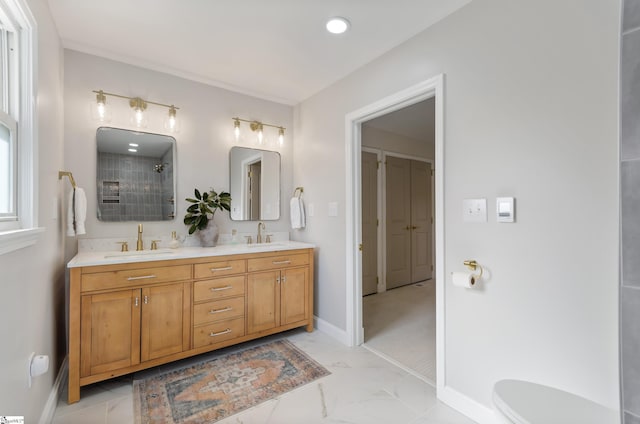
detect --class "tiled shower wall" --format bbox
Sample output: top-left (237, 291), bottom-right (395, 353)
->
top-left (97, 152), bottom-right (172, 221)
top-left (622, 1), bottom-right (640, 422)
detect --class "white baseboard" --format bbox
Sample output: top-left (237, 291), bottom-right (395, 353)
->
top-left (438, 385), bottom-right (498, 424)
top-left (313, 315), bottom-right (349, 345)
top-left (38, 356), bottom-right (67, 424)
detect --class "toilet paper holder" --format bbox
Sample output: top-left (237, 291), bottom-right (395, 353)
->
top-left (463, 260), bottom-right (483, 278)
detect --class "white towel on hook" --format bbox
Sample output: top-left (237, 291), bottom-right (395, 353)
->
top-left (67, 188), bottom-right (87, 237)
top-left (290, 196), bottom-right (306, 229)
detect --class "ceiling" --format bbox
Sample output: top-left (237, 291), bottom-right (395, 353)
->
top-left (48, 0), bottom-right (470, 105)
top-left (364, 98), bottom-right (435, 142)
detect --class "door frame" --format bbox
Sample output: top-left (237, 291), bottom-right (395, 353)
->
top-left (345, 75), bottom-right (445, 390)
top-left (381, 151), bottom-right (434, 291)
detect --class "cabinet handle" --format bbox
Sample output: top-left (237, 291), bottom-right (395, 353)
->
top-left (282, 276), bottom-right (286, 283)
top-left (127, 274), bottom-right (157, 281)
top-left (209, 307), bottom-right (232, 314)
top-left (134, 297), bottom-right (139, 307)
top-left (210, 285), bottom-right (233, 292)
top-left (210, 266), bottom-right (233, 272)
top-left (144, 295), bottom-right (149, 304)
top-left (209, 328), bottom-right (232, 337)
top-left (276, 277), bottom-right (280, 284)
top-left (272, 260), bottom-right (291, 265)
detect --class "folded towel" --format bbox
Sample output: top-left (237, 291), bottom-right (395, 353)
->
top-left (290, 196), bottom-right (306, 230)
top-left (67, 188), bottom-right (87, 237)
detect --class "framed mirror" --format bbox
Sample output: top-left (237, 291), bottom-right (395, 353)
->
top-left (229, 146), bottom-right (280, 221)
top-left (96, 127), bottom-right (176, 222)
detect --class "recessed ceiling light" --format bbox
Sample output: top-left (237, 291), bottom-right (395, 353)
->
top-left (128, 148), bottom-right (137, 152)
top-left (129, 143), bottom-right (139, 147)
top-left (326, 17), bottom-right (350, 34)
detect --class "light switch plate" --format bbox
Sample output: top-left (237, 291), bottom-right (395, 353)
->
top-left (463, 198), bottom-right (487, 223)
top-left (328, 202), bottom-right (338, 217)
top-left (496, 197), bottom-right (515, 223)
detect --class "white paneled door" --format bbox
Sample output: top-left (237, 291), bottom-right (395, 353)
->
top-left (386, 156), bottom-right (432, 289)
top-left (362, 151), bottom-right (379, 296)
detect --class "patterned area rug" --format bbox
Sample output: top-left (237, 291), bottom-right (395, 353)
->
top-left (133, 339), bottom-right (330, 423)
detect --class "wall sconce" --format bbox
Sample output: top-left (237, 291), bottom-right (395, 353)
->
top-left (232, 117), bottom-right (285, 146)
top-left (92, 90), bottom-right (180, 133)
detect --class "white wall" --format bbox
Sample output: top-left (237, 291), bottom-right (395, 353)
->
top-left (362, 125), bottom-right (433, 159)
top-left (0, 0), bottom-right (65, 420)
top-left (294, 0), bottom-right (619, 414)
top-left (63, 50), bottom-right (294, 259)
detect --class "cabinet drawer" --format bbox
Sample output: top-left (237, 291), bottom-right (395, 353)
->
top-left (194, 259), bottom-right (245, 279)
top-left (193, 296), bottom-right (244, 326)
top-left (193, 276), bottom-right (245, 302)
top-left (81, 265), bottom-right (191, 292)
top-left (193, 317), bottom-right (245, 348)
top-left (247, 253), bottom-right (309, 272)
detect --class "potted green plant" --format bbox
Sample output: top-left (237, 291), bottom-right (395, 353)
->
top-left (183, 188), bottom-right (231, 247)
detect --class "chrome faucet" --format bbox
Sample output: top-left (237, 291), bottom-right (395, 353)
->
top-left (257, 221), bottom-right (265, 244)
top-left (136, 223), bottom-right (144, 251)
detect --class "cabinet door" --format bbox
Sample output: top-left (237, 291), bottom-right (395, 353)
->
top-left (141, 282), bottom-right (190, 361)
top-left (80, 289), bottom-right (141, 377)
top-left (247, 271), bottom-right (280, 333)
top-left (281, 267), bottom-right (309, 325)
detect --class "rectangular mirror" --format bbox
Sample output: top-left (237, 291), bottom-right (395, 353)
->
top-left (96, 127), bottom-right (176, 222)
top-left (229, 146), bottom-right (280, 221)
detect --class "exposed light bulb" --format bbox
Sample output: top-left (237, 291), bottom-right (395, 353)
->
top-left (129, 97), bottom-right (148, 128)
top-left (257, 126), bottom-right (264, 144)
top-left (164, 106), bottom-right (180, 133)
top-left (278, 127), bottom-right (285, 146)
top-left (233, 119), bottom-right (241, 141)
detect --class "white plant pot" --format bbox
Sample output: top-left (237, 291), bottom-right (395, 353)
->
top-left (197, 219), bottom-right (219, 247)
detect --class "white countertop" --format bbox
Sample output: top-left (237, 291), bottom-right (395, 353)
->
top-left (67, 241), bottom-right (315, 268)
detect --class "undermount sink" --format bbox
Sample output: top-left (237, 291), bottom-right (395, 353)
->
top-left (103, 248), bottom-right (175, 258)
top-left (244, 242), bottom-right (287, 249)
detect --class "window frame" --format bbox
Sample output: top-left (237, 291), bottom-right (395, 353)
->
top-left (0, 0), bottom-right (41, 256)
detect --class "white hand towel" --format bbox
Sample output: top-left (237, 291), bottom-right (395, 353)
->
top-left (74, 188), bottom-right (87, 235)
top-left (67, 188), bottom-right (87, 237)
top-left (290, 196), bottom-right (306, 229)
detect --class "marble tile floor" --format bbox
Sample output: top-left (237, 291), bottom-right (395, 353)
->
top-left (363, 281), bottom-right (436, 383)
top-left (52, 328), bottom-right (474, 424)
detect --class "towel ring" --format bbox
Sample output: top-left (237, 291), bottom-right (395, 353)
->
top-left (293, 187), bottom-right (304, 198)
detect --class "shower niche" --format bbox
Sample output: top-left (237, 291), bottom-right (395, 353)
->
top-left (96, 127), bottom-right (176, 221)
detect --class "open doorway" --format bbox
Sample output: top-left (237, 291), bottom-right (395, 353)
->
top-left (360, 99), bottom-right (437, 383)
top-left (345, 75), bottom-right (445, 392)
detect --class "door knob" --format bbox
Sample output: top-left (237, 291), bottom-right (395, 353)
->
top-left (405, 226), bottom-right (411, 230)
top-left (412, 226), bottom-right (418, 229)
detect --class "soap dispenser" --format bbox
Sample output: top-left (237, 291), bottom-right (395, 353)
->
top-left (169, 231), bottom-right (181, 249)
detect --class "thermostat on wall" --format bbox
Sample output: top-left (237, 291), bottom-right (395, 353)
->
top-left (496, 197), bottom-right (515, 223)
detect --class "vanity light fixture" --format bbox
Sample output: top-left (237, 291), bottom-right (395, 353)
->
top-left (326, 17), bottom-right (350, 34)
top-left (91, 90), bottom-right (180, 133)
top-left (232, 117), bottom-right (286, 146)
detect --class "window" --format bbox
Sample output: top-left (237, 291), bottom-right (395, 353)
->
top-left (0, 0), bottom-right (40, 255)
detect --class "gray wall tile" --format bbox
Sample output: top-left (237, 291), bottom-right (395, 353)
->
top-left (622, 286), bottom-right (640, 416)
top-left (625, 0), bottom-right (640, 33)
top-left (626, 410), bottom-right (640, 424)
top-left (622, 160), bottom-right (640, 287)
top-left (622, 30), bottom-right (640, 160)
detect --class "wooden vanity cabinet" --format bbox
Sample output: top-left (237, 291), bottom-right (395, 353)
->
top-left (68, 248), bottom-right (314, 404)
top-left (247, 252), bottom-right (311, 334)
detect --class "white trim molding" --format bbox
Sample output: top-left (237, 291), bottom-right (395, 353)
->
top-left (438, 386), bottom-right (499, 424)
top-left (0, 226), bottom-right (43, 255)
top-left (38, 357), bottom-right (68, 424)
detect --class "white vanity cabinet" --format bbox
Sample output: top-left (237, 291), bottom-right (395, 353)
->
top-left (67, 245), bottom-right (314, 404)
